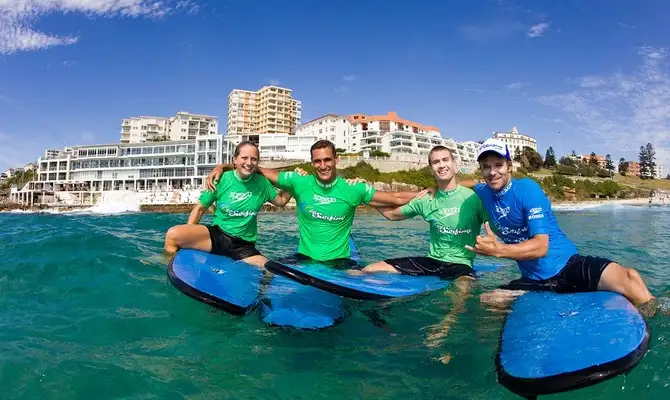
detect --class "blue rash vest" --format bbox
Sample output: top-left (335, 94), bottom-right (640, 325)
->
top-left (474, 178), bottom-right (578, 280)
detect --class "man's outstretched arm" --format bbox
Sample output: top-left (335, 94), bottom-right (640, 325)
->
top-left (375, 206), bottom-right (411, 221)
top-left (205, 164), bottom-right (282, 190)
top-left (255, 166), bottom-right (281, 185)
top-left (205, 163), bottom-right (232, 191)
top-left (368, 189), bottom-right (430, 208)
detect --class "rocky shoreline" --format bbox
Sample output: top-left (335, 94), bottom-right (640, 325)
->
top-left (0, 178), bottom-right (658, 214)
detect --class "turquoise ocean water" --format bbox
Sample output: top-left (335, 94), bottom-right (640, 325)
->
top-left (1, 205), bottom-right (668, 399)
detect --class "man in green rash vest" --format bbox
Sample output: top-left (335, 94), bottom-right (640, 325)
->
top-left (164, 141), bottom-right (293, 267)
top-left (354, 146), bottom-right (489, 358)
top-left (205, 139), bottom-right (431, 266)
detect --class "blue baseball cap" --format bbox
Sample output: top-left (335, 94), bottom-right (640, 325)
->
top-left (477, 138), bottom-right (512, 161)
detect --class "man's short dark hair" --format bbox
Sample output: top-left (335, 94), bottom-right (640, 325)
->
top-left (428, 145), bottom-right (455, 163)
top-left (310, 140), bottom-right (337, 159)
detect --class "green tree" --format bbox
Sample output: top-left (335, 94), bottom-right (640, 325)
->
top-left (559, 156), bottom-right (576, 167)
top-left (588, 151), bottom-right (599, 168)
top-left (618, 158), bottom-right (629, 176)
top-left (543, 146), bottom-right (557, 168)
top-left (522, 146), bottom-right (544, 171)
top-left (639, 145), bottom-right (650, 178)
top-left (513, 147), bottom-right (522, 162)
top-left (646, 143), bottom-right (656, 179)
top-left (605, 154), bottom-right (615, 177)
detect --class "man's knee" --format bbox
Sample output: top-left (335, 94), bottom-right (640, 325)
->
top-left (165, 226), bottom-right (180, 243)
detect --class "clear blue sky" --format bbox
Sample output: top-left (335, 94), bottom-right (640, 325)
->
top-left (1, 0), bottom-right (669, 172)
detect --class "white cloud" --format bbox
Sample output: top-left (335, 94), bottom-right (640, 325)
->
top-left (528, 22), bottom-right (550, 38)
top-left (536, 46), bottom-right (670, 170)
top-left (268, 78), bottom-right (281, 85)
top-left (0, 0), bottom-right (199, 55)
top-left (342, 75), bottom-right (357, 82)
top-left (505, 82), bottom-right (530, 90)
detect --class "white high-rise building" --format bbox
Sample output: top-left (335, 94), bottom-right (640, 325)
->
top-left (295, 114), bottom-right (352, 151)
top-left (120, 112), bottom-right (218, 144)
top-left (457, 141), bottom-right (480, 164)
top-left (227, 85), bottom-right (302, 135)
top-left (492, 127), bottom-right (537, 157)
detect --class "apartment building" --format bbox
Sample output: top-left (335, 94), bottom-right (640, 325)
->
top-left (227, 85), bottom-right (302, 135)
top-left (626, 161), bottom-right (641, 177)
top-left (294, 114), bottom-right (352, 151)
top-left (12, 135), bottom-right (227, 205)
top-left (120, 111), bottom-right (218, 143)
top-left (225, 133), bottom-right (318, 162)
top-left (348, 111), bottom-right (454, 157)
top-left (457, 141), bottom-right (480, 165)
top-left (581, 154), bottom-right (607, 169)
top-left (492, 127), bottom-right (537, 157)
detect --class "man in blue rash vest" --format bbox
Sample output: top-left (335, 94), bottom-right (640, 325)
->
top-left (462, 138), bottom-right (655, 312)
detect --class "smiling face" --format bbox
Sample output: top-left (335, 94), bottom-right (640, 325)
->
top-left (478, 152), bottom-right (512, 191)
top-left (311, 147), bottom-right (338, 183)
top-left (428, 149), bottom-right (456, 183)
top-left (233, 143), bottom-right (259, 179)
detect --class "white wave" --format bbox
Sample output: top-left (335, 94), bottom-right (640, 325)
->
top-left (552, 203), bottom-right (606, 211)
top-left (66, 192), bottom-right (142, 215)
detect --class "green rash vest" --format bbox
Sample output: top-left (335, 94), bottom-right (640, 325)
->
top-left (199, 170), bottom-right (279, 243)
top-left (276, 172), bottom-right (376, 261)
top-left (400, 185), bottom-right (488, 267)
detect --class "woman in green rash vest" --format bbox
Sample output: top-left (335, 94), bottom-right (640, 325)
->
top-left (163, 141), bottom-right (293, 267)
top-left (355, 146), bottom-right (489, 359)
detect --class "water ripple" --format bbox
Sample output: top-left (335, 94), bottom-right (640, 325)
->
top-left (0, 208), bottom-right (668, 399)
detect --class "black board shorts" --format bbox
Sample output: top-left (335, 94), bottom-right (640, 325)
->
top-left (206, 225), bottom-right (261, 261)
top-left (499, 254), bottom-right (612, 293)
top-left (279, 253), bottom-right (361, 270)
top-left (384, 256), bottom-right (475, 279)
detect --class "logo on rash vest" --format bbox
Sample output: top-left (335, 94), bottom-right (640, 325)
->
top-left (313, 194), bottom-right (337, 205)
top-left (229, 191), bottom-right (252, 203)
top-left (437, 207), bottom-right (460, 218)
top-left (228, 210), bottom-right (257, 217)
top-left (436, 225), bottom-right (472, 235)
top-left (308, 209), bottom-right (346, 221)
top-left (528, 207), bottom-right (544, 220)
top-left (495, 204), bottom-right (510, 218)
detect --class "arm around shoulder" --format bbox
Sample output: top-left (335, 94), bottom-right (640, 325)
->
top-left (368, 190), bottom-right (419, 207)
top-left (375, 206), bottom-right (410, 221)
top-left (270, 190), bottom-right (292, 207)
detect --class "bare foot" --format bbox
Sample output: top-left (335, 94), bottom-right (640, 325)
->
top-left (480, 289), bottom-right (527, 309)
top-left (433, 353), bottom-right (451, 365)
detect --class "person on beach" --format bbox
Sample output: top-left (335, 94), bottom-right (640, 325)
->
top-left (163, 141), bottom-right (293, 267)
top-left (205, 139), bottom-right (431, 268)
top-left (462, 138), bottom-right (655, 312)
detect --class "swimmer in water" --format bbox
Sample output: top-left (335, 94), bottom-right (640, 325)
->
top-left (461, 138), bottom-right (656, 315)
top-left (352, 145), bottom-right (489, 353)
top-left (163, 141), bottom-right (293, 267)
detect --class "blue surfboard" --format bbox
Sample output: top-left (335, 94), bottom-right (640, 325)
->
top-left (496, 291), bottom-right (651, 398)
top-left (257, 237), bottom-right (360, 329)
top-left (167, 249), bottom-right (264, 315)
top-left (258, 275), bottom-right (349, 330)
top-left (265, 258), bottom-right (501, 301)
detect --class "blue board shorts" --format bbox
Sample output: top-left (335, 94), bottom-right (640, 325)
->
top-left (499, 254), bottom-right (612, 293)
top-left (206, 225), bottom-right (261, 260)
top-left (384, 256), bottom-right (475, 279)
